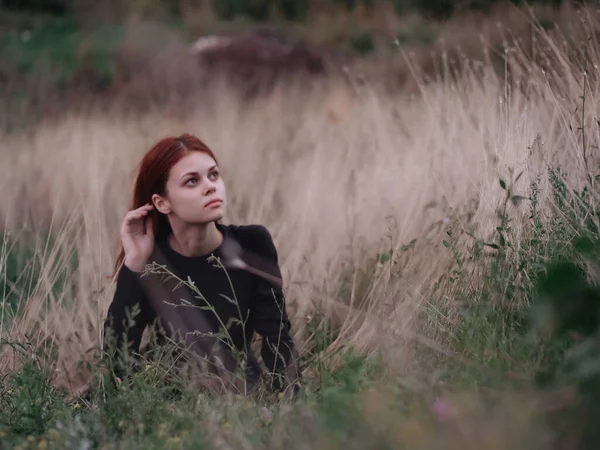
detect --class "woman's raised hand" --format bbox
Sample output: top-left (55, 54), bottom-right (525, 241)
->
top-left (120, 203), bottom-right (155, 273)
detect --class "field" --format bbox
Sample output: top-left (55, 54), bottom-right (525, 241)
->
top-left (2, 3), bottom-right (600, 449)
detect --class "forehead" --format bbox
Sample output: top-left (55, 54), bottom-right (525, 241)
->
top-left (169, 151), bottom-right (217, 179)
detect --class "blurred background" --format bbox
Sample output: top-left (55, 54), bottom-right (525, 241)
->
top-left (0, 0), bottom-right (589, 129)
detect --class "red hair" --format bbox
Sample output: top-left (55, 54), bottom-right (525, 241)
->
top-left (112, 133), bottom-right (218, 278)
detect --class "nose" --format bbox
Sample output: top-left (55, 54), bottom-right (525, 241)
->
top-left (203, 180), bottom-right (216, 196)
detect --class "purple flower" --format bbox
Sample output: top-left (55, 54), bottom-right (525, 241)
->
top-left (432, 398), bottom-right (453, 422)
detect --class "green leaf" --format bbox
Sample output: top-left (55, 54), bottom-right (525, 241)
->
top-left (400, 239), bottom-right (417, 251)
top-left (484, 242), bottom-right (500, 249)
top-left (499, 234), bottom-right (506, 247)
top-left (377, 252), bottom-right (392, 263)
top-left (443, 240), bottom-right (451, 248)
top-left (499, 179), bottom-right (507, 190)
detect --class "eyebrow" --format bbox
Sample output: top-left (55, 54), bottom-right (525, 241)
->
top-left (180, 165), bottom-right (218, 181)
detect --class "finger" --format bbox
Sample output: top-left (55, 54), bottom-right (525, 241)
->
top-left (127, 210), bottom-right (149, 219)
top-left (136, 204), bottom-right (154, 212)
top-left (124, 205), bottom-right (152, 220)
top-left (125, 211), bottom-right (148, 220)
top-left (122, 215), bottom-right (145, 232)
top-left (144, 217), bottom-right (154, 236)
top-left (124, 213), bottom-right (143, 225)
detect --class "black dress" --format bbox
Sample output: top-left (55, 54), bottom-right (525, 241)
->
top-left (103, 223), bottom-right (300, 392)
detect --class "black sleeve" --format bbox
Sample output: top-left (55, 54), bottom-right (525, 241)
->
top-left (246, 226), bottom-right (301, 391)
top-left (103, 264), bottom-right (152, 379)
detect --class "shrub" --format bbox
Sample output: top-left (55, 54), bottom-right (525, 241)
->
top-left (212, 0), bottom-right (246, 20)
top-left (243, 0), bottom-right (272, 21)
top-left (1, 0), bottom-right (71, 15)
top-left (277, 0), bottom-right (309, 21)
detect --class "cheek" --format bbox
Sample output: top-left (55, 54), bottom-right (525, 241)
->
top-left (169, 188), bottom-right (197, 210)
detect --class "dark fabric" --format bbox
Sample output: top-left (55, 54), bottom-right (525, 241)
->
top-left (103, 223), bottom-right (300, 393)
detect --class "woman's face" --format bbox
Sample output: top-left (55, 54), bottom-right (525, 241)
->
top-left (153, 151), bottom-right (226, 225)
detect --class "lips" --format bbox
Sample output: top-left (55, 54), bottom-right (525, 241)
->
top-left (205, 199), bottom-right (222, 207)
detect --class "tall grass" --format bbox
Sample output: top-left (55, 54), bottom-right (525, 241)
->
top-left (1, 8), bottom-right (600, 449)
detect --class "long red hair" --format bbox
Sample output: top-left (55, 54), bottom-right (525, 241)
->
top-left (112, 133), bottom-right (218, 278)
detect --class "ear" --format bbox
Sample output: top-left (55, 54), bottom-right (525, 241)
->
top-left (152, 193), bottom-right (171, 215)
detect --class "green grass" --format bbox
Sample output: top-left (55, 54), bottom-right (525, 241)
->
top-left (0, 347), bottom-right (387, 449)
top-left (1, 230), bottom-right (79, 331)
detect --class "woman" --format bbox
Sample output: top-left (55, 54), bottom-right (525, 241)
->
top-left (103, 133), bottom-right (301, 396)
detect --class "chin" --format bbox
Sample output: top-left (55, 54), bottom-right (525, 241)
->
top-left (206, 210), bottom-right (225, 223)
top-left (187, 205), bottom-right (225, 225)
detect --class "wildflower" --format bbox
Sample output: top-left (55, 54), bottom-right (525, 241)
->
top-left (431, 398), bottom-right (454, 423)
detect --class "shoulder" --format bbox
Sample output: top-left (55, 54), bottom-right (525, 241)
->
top-left (221, 223), bottom-right (278, 258)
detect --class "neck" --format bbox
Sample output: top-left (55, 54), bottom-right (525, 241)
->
top-left (168, 221), bottom-right (223, 257)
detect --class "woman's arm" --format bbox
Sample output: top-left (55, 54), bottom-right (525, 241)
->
top-left (103, 264), bottom-right (152, 381)
top-left (246, 226), bottom-right (301, 392)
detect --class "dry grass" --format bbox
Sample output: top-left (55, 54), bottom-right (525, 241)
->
top-left (1, 7), bottom-right (599, 404)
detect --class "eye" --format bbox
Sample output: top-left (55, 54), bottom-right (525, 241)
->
top-left (208, 170), bottom-right (220, 181)
top-left (185, 177), bottom-right (198, 186)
